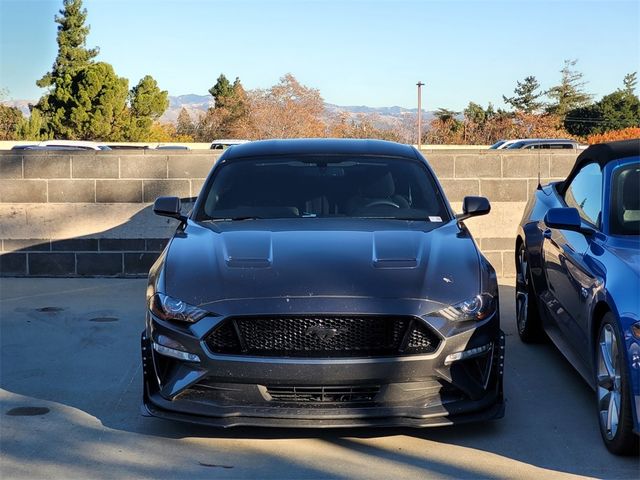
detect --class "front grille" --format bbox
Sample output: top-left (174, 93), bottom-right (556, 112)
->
top-left (205, 315), bottom-right (440, 357)
top-left (267, 385), bottom-right (380, 403)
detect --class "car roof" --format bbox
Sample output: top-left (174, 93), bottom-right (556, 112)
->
top-left (222, 138), bottom-right (418, 160)
top-left (560, 139), bottom-right (640, 191)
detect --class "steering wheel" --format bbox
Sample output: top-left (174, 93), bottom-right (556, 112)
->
top-left (364, 199), bottom-right (401, 209)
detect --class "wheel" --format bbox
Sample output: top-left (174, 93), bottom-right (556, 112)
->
top-left (596, 313), bottom-right (639, 455)
top-left (515, 243), bottom-right (544, 343)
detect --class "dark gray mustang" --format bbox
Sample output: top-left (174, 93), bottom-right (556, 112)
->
top-left (141, 138), bottom-right (505, 428)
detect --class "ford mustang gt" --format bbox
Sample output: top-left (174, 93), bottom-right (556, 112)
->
top-left (515, 139), bottom-right (640, 455)
top-left (141, 138), bottom-right (505, 428)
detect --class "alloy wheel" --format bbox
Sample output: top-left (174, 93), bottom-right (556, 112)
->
top-left (597, 323), bottom-right (622, 440)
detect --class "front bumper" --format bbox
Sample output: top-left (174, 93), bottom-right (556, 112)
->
top-left (141, 303), bottom-right (505, 428)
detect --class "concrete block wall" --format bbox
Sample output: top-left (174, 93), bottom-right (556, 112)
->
top-left (0, 149), bottom-right (579, 278)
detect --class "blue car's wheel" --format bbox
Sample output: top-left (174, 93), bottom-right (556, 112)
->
top-left (597, 313), bottom-right (639, 455)
top-left (515, 244), bottom-right (543, 343)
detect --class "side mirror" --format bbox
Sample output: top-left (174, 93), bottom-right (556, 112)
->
top-left (153, 196), bottom-right (185, 221)
top-left (456, 196), bottom-right (491, 221)
top-left (544, 207), bottom-right (594, 235)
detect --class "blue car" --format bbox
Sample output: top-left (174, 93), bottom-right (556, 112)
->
top-left (515, 139), bottom-right (640, 455)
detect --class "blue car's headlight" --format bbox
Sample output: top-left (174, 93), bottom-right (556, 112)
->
top-left (149, 293), bottom-right (208, 323)
top-left (433, 293), bottom-right (496, 322)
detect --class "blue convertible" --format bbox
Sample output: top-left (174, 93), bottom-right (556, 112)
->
top-left (515, 139), bottom-right (640, 455)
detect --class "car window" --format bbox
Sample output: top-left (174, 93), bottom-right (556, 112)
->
top-left (610, 162), bottom-right (640, 235)
top-left (564, 162), bottom-right (602, 227)
top-left (195, 156), bottom-right (450, 222)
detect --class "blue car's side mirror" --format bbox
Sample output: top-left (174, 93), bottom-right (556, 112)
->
top-left (153, 196), bottom-right (186, 222)
top-left (544, 207), bottom-right (594, 235)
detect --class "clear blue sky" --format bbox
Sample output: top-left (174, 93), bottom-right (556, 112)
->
top-left (1, 0), bottom-right (638, 110)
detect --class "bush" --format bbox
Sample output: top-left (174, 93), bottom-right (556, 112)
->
top-left (587, 127), bottom-right (640, 144)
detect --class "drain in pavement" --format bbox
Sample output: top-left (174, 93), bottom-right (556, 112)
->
top-left (36, 307), bottom-right (64, 313)
top-left (6, 407), bottom-right (50, 416)
top-left (89, 317), bottom-right (119, 322)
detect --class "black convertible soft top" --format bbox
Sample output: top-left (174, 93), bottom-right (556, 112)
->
top-left (560, 139), bottom-right (640, 192)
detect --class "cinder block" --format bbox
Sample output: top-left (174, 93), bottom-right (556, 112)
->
top-left (24, 155), bottom-right (70, 178)
top-left (0, 253), bottom-right (27, 275)
top-left (502, 251), bottom-right (516, 277)
top-left (0, 180), bottom-right (47, 203)
top-left (424, 154), bottom-right (454, 178)
top-left (100, 238), bottom-right (146, 251)
top-left (96, 180), bottom-right (143, 203)
top-left (146, 238), bottom-right (169, 251)
top-left (549, 153), bottom-right (579, 178)
top-left (48, 180), bottom-right (95, 203)
top-left (29, 253), bottom-right (76, 276)
top-left (480, 179), bottom-right (528, 202)
top-left (51, 238), bottom-right (99, 251)
top-left (124, 252), bottom-right (159, 275)
top-left (481, 238), bottom-right (515, 251)
top-left (3, 239), bottom-right (51, 252)
top-left (482, 251), bottom-right (503, 277)
top-left (168, 155), bottom-right (216, 178)
top-left (143, 180), bottom-right (190, 202)
top-left (120, 155), bottom-right (168, 179)
top-left (72, 155), bottom-right (119, 178)
top-left (439, 179), bottom-right (480, 202)
top-left (455, 155), bottom-right (501, 178)
top-left (502, 154), bottom-right (550, 179)
top-left (76, 253), bottom-right (123, 276)
top-left (190, 179), bottom-right (207, 198)
top-left (0, 155), bottom-right (22, 179)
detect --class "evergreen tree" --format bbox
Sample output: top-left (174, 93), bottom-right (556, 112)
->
top-left (127, 75), bottom-right (169, 140)
top-left (208, 74), bottom-right (234, 107)
top-left (66, 62), bottom-right (129, 140)
top-left (546, 59), bottom-right (592, 118)
top-left (16, 109), bottom-right (49, 141)
top-left (503, 76), bottom-right (544, 113)
top-left (622, 72), bottom-right (637, 96)
top-left (36, 0), bottom-right (98, 89)
top-left (176, 108), bottom-right (195, 137)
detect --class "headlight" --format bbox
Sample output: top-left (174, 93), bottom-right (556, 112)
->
top-left (149, 293), bottom-right (208, 323)
top-left (433, 293), bottom-right (495, 322)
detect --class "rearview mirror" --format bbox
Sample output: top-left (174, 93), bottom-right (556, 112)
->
top-left (544, 207), bottom-right (593, 235)
top-left (456, 196), bottom-right (491, 221)
top-left (153, 196), bottom-right (185, 221)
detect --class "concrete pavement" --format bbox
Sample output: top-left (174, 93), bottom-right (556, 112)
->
top-left (1, 278), bottom-right (638, 479)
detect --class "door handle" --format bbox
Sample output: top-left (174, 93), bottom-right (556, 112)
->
top-left (543, 228), bottom-right (552, 239)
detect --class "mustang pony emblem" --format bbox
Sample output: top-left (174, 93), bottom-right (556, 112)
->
top-left (305, 325), bottom-right (338, 341)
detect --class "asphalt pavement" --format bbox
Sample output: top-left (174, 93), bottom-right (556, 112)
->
top-left (1, 278), bottom-right (638, 479)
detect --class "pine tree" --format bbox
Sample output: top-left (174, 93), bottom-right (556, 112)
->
top-left (127, 75), bottom-right (169, 140)
top-left (503, 76), bottom-right (544, 113)
top-left (176, 108), bottom-right (194, 137)
top-left (622, 72), bottom-right (637, 96)
top-left (546, 59), bottom-right (592, 118)
top-left (36, 0), bottom-right (98, 89)
top-left (209, 74), bottom-right (234, 108)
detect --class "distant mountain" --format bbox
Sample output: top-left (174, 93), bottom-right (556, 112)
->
top-left (161, 95), bottom-right (434, 127)
top-left (3, 94), bottom-right (435, 129)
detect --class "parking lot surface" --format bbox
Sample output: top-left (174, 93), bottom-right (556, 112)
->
top-left (1, 278), bottom-right (638, 479)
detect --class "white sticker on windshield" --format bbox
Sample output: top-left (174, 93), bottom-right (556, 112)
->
top-left (429, 216), bottom-right (442, 222)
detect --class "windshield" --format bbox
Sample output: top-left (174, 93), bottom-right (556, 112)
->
top-left (610, 162), bottom-right (640, 235)
top-left (195, 155), bottom-right (450, 221)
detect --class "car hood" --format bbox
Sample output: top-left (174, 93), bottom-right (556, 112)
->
top-left (163, 218), bottom-right (481, 310)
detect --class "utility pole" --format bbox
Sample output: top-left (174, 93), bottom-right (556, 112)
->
top-left (416, 81), bottom-right (424, 150)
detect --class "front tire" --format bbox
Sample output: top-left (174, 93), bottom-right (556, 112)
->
top-left (596, 313), bottom-right (639, 455)
top-left (515, 243), bottom-right (544, 343)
